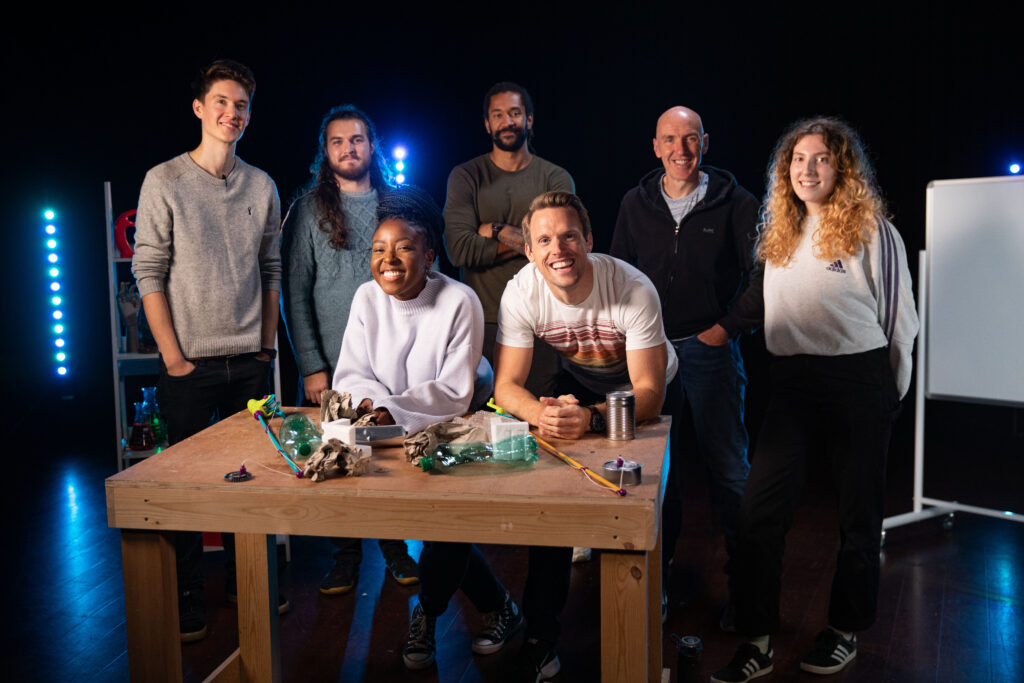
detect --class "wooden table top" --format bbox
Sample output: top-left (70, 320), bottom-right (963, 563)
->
top-left (107, 409), bottom-right (669, 551)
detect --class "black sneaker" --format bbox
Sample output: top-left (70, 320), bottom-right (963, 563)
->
top-left (800, 628), bottom-right (856, 674)
top-left (179, 589), bottom-right (207, 643)
top-left (402, 603), bottom-right (436, 670)
top-left (319, 559), bottom-right (358, 595)
top-left (472, 592), bottom-right (523, 655)
top-left (503, 638), bottom-right (560, 682)
top-left (385, 552), bottom-right (419, 586)
top-left (711, 640), bottom-right (774, 683)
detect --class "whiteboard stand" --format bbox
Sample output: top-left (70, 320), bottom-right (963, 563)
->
top-left (883, 249), bottom-right (1022, 535)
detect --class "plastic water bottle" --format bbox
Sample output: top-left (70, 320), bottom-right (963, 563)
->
top-left (671, 634), bottom-right (702, 683)
top-left (277, 413), bottom-right (322, 461)
top-left (420, 442), bottom-right (492, 472)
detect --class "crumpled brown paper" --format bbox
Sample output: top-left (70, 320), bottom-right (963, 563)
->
top-left (320, 389), bottom-right (381, 427)
top-left (403, 422), bottom-right (489, 467)
top-left (303, 438), bottom-right (373, 482)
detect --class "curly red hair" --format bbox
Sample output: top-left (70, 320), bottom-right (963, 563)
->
top-left (757, 117), bottom-right (886, 266)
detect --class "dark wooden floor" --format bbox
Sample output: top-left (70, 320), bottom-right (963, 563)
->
top-left (5, 400), bottom-right (1022, 682)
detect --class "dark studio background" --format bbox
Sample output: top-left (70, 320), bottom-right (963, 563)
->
top-left (2, 4), bottom-right (1021, 504)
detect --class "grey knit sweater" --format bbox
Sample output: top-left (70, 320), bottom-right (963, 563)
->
top-left (132, 153), bottom-right (282, 359)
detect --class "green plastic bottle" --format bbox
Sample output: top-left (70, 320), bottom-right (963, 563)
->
top-left (277, 413), bottom-right (323, 461)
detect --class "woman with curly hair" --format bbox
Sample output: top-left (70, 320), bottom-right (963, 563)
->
top-left (712, 118), bottom-right (919, 683)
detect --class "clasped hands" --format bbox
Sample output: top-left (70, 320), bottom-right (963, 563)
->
top-left (536, 394), bottom-right (590, 440)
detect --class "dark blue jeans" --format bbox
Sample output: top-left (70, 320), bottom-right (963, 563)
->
top-left (662, 336), bottom-right (750, 575)
top-left (157, 353), bottom-right (272, 594)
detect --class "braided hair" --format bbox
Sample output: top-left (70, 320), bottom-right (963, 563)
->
top-left (375, 185), bottom-right (443, 255)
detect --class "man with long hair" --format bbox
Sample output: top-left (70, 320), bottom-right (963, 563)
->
top-left (610, 106), bottom-right (763, 621)
top-left (443, 81), bottom-right (574, 400)
top-left (280, 104), bottom-right (418, 595)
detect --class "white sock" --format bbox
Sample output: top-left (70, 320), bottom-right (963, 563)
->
top-left (750, 635), bottom-right (770, 654)
top-left (828, 625), bottom-right (854, 640)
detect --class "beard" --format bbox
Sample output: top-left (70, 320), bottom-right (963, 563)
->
top-left (491, 125), bottom-right (527, 152)
top-left (330, 154), bottom-right (372, 182)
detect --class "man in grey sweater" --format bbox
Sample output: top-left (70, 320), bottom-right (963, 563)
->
top-left (132, 58), bottom-right (283, 643)
top-left (443, 81), bottom-right (574, 398)
top-left (280, 104), bottom-right (419, 596)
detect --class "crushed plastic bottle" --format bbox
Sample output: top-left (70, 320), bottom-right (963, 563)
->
top-left (420, 434), bottom-right (538, 472)
top-left (277, 413), bottom-right (323, 461)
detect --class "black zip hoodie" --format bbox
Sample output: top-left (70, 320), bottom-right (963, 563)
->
top-left (609, 165), bottom-right (764, 339)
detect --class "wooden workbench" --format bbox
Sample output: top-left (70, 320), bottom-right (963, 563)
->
top-left (106, 408), bottom-right (669, 682)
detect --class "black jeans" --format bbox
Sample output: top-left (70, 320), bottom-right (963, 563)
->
top-left (157, 353), bottom-right (272, 594)
top-left (730, 348), bottom-right (899, 635)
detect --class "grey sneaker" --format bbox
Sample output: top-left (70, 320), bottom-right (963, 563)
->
top-left (402, 603), bottom-right (436, 670)
top-left (472, 592), bottom-right (523, 655)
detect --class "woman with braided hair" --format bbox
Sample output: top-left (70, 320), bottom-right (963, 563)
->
top-left (713, 118), bottom-right (919, 682)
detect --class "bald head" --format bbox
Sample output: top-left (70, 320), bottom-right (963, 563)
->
top-left (656, 106), bottom-right (705, 138)
top-left (653, 106), bottom-right (709, 198)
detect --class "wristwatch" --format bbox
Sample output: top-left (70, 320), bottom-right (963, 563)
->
top-left (260, 347), bottom-right (277, 360)
top-left (490, 222), bottom-right (506, 240)
top-left (586, 405), bottom-right (606, 434)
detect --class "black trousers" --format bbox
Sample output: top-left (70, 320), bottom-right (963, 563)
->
top-left (157, 353), bottom-right (272, 594)
top-left (731, 348), bottom-right (899, 635)
top-left (417, 542), bottom-right (573, 644)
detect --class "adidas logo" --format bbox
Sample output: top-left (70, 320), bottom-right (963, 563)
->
top-left (826, 259), bottom-right (846, 273)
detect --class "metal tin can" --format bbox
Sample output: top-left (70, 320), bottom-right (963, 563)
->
top-left (606, 390), bottom-right (635, 440)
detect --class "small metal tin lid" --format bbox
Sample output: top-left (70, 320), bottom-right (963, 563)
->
top-left (602, 459), bottom-right (642, 486)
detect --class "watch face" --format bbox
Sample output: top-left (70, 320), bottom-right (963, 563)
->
top-left (590, 408), bottom-right (605, 433)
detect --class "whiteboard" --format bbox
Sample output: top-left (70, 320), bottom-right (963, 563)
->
top-left (925, 176), bottom-right (1024, 405)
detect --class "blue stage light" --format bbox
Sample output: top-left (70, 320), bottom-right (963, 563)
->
top-left (53, 310), bottom-right (62, 320)
top-left (57, 366), bottom-right (67, 376)
top-left (44, 209), bottom-right (55, 220)
top-left (46, 225), bottom-right (56, 235)
top-left (395, 161), bottom-right (405, 172)
top-left (47, 239), bottom-right (57, 249)
top-left (54, 324), bottom-right (63, 334)
top-left (396, 174), bottom-right (406, 184)
top-left (51, 296), bottom-right (61, 306)
top-left (55, 338), bottom-right (65, 348)
top-left (50, 282), bottom-right (60, 292)
top-left (49, 267), bottom-right (59, 277)
top-left (48, 253), bottom-right (58, 263)
top-left (1010, 163), bottom-right (1022, 175)
top-left (56, 352), bottom-right (66, 362)
top-left (393, 146), bottom-right (407, 160)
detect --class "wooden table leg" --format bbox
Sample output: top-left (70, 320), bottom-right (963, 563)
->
top-left (121, 530), bottom-right (182, 682)
top-left (234, 533), bottom-right (281, 682)
top-left (601, 549), bottom-right (650, 682)
top-left (647, 534), bottom-right (663, 682)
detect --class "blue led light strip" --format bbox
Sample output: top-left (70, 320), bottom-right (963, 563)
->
top-left (393, 145), bottom-right (407, 185)
top-left (44, 209), bottom-right (68, 377)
